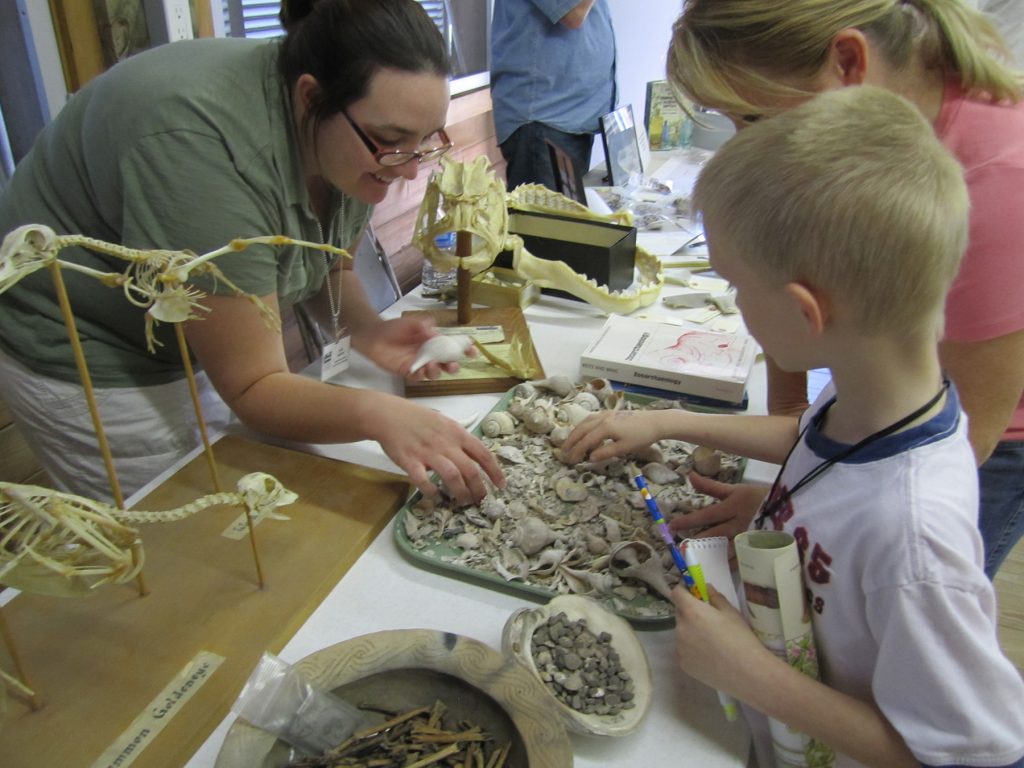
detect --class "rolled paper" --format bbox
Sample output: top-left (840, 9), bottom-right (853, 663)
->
top-left (734, 530), bottom-right (835, 768)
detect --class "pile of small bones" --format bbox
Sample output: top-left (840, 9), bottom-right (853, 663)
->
top-left (404, 376), bottom-right (742, 620)
top-left (530, 612), bottom-right (634, 716)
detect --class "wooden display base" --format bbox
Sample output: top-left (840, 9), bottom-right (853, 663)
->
top-left (0, 435), bottom-right (409, 768)
top-left (402, 306), bottom-right (545, 397)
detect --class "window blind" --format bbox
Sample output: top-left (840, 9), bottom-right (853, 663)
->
top-left (222, 1), bottom-right (449, 40)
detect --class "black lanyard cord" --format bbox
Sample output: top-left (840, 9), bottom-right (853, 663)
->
top-left (755, 379), bottom-right (950, 529)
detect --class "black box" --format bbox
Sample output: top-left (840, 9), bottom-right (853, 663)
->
top-left (494, 210), bottom-right (637, 299)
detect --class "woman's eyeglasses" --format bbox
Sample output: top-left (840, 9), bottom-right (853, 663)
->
top-left (341, 111), bottom-right (453, 167)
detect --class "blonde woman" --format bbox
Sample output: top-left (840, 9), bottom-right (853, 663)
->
top-left (667, 0), bottom-right (1024, 578)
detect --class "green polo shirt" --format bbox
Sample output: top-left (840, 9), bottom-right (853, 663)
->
top-left (0, 38), bottom-right (370, 386)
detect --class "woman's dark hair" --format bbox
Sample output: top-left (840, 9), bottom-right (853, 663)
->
top-left (279, 0), bottom-right (450, 134)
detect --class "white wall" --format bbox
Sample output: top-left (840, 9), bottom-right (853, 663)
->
top-left (609, 0), bottom-right (682, 131)
top-left (592, 0), bottom-right (683, 168)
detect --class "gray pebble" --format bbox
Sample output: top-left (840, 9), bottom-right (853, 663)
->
top-left (530, 613), bottom-right (635, 717)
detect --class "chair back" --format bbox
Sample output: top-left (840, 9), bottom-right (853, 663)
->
top-left (545, 139), bottom-right (586, 203)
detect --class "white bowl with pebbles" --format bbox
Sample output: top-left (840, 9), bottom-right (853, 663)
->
top-left (501, 594), bottom-right (652, 737)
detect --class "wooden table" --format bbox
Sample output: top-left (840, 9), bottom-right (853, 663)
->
top-left (0, 436), bottom-right (409, 768)
top-left (2, 228), bottom-right (770, 766)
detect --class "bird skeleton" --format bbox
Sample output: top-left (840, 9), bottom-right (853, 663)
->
top-left (0, 225), bottom-right (351, 352)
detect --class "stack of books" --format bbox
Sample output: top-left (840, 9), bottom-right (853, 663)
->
top-left (579, 315), bottom-right (758, 407)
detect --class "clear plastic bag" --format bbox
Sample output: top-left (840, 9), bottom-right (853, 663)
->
top-left (232, 652), bottom-right (367, 756)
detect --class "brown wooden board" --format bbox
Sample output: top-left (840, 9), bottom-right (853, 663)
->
top-left (402, 306), bottom-right (545, 397)
top-left (0, 435), bottom-right (409, 768)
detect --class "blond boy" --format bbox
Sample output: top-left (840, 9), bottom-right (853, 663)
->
top-left (563, 87), bottom-right (1024, 767)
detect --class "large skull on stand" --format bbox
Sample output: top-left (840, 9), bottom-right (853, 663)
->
top-left (413, 157), bottom-right (663, 315)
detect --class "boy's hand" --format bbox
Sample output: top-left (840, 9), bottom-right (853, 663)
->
top-left (670, 475), bottom-right (767, 566)
top-left (560, 410), bottom-right (662, 464)
top-left (672, 585), bottom-right (775, 697)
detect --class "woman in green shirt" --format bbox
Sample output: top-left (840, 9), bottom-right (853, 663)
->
top-left (0, 0), bottom-right (504, 505)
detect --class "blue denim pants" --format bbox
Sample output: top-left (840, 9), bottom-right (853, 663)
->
top-left (979, 439), bottom-right (1024, 578)
top-left (499, 122), bottom-right (594, 192)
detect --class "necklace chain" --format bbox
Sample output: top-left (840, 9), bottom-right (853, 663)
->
top-left (756, 379), bottom-right (950, 528)
top-left (321, 197), bottom-right (346, 337)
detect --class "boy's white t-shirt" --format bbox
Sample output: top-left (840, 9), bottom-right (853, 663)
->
top-left (745, 383), bottom-right (1024, 767)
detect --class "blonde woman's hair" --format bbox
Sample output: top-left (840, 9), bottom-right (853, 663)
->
top-left (692, 86), bottom-right (968, 337)
top-left (668, 0), bottom-right (1022, 120)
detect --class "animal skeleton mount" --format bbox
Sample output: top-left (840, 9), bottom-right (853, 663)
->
top-left (0, 472), bottom-right (296, 596)
top-left (0, 472), bottom-right (297, 703)
top-left (0, 223), bottom-right (339, 512)
top-left (0, 225), bottom-right (324, 707)
top-left (414, 156), bottom-right (663, 315)
top-left (0, 225), bottom-right (350, 352)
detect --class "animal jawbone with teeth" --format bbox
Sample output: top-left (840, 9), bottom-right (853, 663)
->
top-left (413, 157), bottom-right (663, 316)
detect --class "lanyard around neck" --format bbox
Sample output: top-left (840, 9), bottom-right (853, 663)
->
top-left (755, 379), bottom-right (950, 529)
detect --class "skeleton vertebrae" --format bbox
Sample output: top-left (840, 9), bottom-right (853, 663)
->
top-left (0, 226), bottom-right (351, 352)
top-left (0, 472), bottom-right (297, 598)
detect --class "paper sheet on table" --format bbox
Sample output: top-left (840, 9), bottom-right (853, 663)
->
top-left (638, 230), bottom-right (706, 259)
top-left (734, 531), bottom-right (836, 768)
top-left (585, 187), bottom-right (615, 216)
top-left (432, 344), bottom-right (517, 380)
top-left (649, 152), bottom-right (708, 198)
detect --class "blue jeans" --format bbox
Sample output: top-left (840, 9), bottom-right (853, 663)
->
top-left (499, 122), bottom-right (594, 192)
top-left (979, 439), bottom-right (1024, 578)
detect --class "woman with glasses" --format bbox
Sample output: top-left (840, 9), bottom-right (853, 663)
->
top-left (664, 0), bottom-right (1024, 581)
top-left (0, 0), bottom-right (504, 506)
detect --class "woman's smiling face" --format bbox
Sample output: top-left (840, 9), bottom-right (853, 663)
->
top-left (302, 67), bottom-right (451, 205)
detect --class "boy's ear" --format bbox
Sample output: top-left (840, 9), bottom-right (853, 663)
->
top-left (784, 281), bottom-right (829, 336)
top-left (828, 29), bottom-right (869, 86)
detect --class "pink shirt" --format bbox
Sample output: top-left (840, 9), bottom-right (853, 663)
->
top-left (934, 83), bottom-right (1024, 441)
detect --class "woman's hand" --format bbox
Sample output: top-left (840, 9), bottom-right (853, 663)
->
top-left (672, 585), bottom-right (776, 697)
top-left (560, 409), bottom-right (665, 464)
top-left (352, 315), bottom-right (474, 381)
top-left (371, 397), bottom-right (505, 505)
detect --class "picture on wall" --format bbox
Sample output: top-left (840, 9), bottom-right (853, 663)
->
top-left (599, 104), bottom-right (643, 187)
top-left (93, 0), bottom-right (152, 65)
top-left (92, 0), bottom-right (206, 67)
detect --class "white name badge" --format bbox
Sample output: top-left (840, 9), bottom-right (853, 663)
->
top-left (320, 331), bottom-right (351, 383)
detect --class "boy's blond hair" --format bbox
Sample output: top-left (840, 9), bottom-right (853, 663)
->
top-left (692, 86), bottom-right (967, 336)
top-left (668, 0), bottom-right (1022, 122)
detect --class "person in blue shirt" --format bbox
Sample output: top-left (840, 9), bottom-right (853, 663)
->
top-left (490, 0), bottom-right (617, 191)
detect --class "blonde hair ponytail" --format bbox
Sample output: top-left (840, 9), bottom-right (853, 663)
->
top-left (669, 0), bottom-right (1022, 117)
top-left (910, 0), bottom-right (1022, 100)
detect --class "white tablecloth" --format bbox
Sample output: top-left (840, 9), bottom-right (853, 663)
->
top-left (182, 275), bottom-right (773, 767)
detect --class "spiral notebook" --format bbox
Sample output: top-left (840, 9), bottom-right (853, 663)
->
top-left (682, 536), bottom-right (740, 610)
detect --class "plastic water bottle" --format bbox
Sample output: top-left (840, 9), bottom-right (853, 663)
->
top-left (421, 231), bottom-right (458, 296)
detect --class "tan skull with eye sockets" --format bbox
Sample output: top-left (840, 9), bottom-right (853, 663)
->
top-left (414, 156), bottom-right (663, 315)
